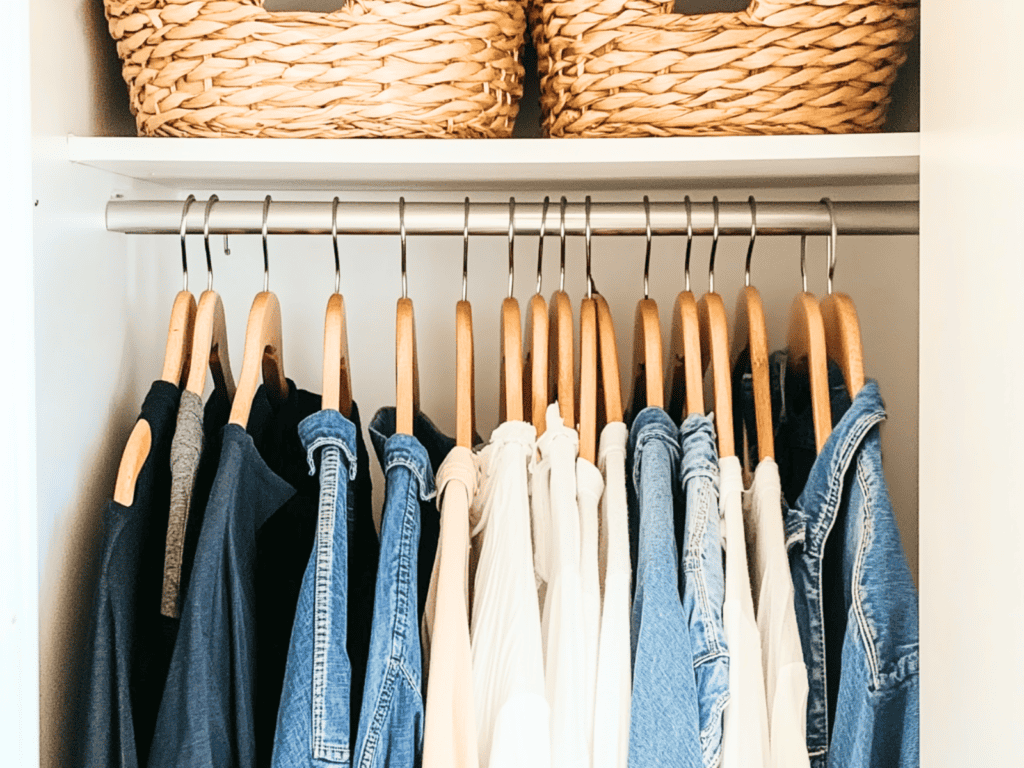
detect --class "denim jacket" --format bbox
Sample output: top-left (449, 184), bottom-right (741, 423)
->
top-left (627, 407), bottom-right (702, 768)
top-left (785, 381), bottom-right (919, 768)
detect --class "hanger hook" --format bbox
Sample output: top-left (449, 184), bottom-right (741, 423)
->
top-left (708, 196), bottom-right (720, 294)
top-left (462, 197), bottom-right (470, 303)
top-left (537, 196), bottom-right (549, 295)
top-left (261, 195), bottom-right (272, 292)
top-left (821, 197), bottom-right (837, 294)
top-left (203, 194), bottom-right (219, 292)
top-left (800, 235), bottom-right (808, 293)
top-left (179, 194), bottom-right (195, 294)
top-left (559, 196), bottom-right (567, 292)
top-left (585, 196), bottom-right (594, 299)
top-left (399, 197), bottom-right (407, 300)
top-left (332, 197), bottom-right (341, 295)
top-left (643, 195), bottom-right (652, 299)
top-left (508, 197), bottom-right (516, 299)
top-left (683, 195), bottom-right (693, 292)
top-left (745, 195), bottom-right (757, 288)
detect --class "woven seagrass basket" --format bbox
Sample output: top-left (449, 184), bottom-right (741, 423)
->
top-left (527, 0), bottom-right (918, 137)
top-left (104, 0), bottom-right (527, 138)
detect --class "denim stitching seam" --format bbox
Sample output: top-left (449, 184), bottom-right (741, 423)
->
top-left (853, 459), bottom-right (882, 690)
top-left (305, 435), bottom-right (358, 480)
top-left (699, 690), bottom-right (730, 768)
top-left (387, 456), bottom-right (436, 501)
top-left (687, 475), bottom-right (722, 655)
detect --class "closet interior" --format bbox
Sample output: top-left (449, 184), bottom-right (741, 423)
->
top-left (21, 1), bottom-right (929, 765)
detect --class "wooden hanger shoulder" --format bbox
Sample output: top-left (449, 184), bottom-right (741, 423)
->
top-left (579, 297), bottom-right (598, 462)
top-left (630, 297), bottom-right (663, 413)
top-left (455, 299), bottom-right (475, 447)
top-left (322, 292), bottom-right (353, 417)
top-left (395, 296), bottom-right (419, 436)
top-left (548, 289), bottom-right (575, 427)
top-left (524, 292), bottom-right (548, 435)
top-left (697, 291), bottom-right (735, 458)
top-left (667, 290), bottom-right (703, 420)
top-left (186, 289), bottom-right (236, 401)
top-left (787, 291), bottom-right (831, 452)
top-left (733, 285), bottom-right (773, 461)
top-left (229, 291), bottom-right (288, 429)
top-left (820, 291), bottom-right (865, 399)
top-left (500, 297), bottom-right (524, 424)
top-left (594, 294), bottom-right (623, 425)
top-left (113, 419), bottom-right (151, 507)
top-left (161, 290), bottom-right (197, 387)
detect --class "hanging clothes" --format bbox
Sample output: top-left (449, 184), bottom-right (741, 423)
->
top-left (470, 419), bottom-right (549, 768)
top-left (355, 408), bottom-right (451, 768)
top-left (626, 407), bottom-right (702, 768)
top-left (677, 414), bottom-right (730, 768)
top-left (271, 404), bottom-right (376, 768)
top-left (80, 381), bottom-right (179, 768)
top-left (719, 455), bottom-right (770, 768)
top-left (532, 404), bottom-right (588, 768)
top-left (576, 454), bottom-right (604, 762)
top-left (421, 445), bottom-right (480, 768)
top-left (593, 422), bottom-right (631, 768)
top-left (783, 381), bottom-right (919, 768)
top-left (148, 381), bottom-right (319, 768)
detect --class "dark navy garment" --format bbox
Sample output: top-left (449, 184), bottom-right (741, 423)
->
top-left (81, 380), bottom-right (179, 768)
top-left (354, 408), bottom-right (452, 768)
top-left (148, 381), bottom-right (319, 768)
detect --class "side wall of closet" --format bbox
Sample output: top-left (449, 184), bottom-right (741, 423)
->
top-left (6, 1), bottom-right (1013, 767)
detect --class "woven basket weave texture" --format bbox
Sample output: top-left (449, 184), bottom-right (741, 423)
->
top-left (105, 0), bottom-right (527, 138)
top-left (528, 0), bottom-right (918, 137)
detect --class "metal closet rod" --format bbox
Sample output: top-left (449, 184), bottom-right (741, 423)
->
top-left (105, 199), bottom-right (919, 237)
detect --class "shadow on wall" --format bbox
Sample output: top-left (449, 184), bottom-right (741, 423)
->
top-left (40, 326), bottom-right (145, 768)
top-left (82, 0), bottom-right (136, 136)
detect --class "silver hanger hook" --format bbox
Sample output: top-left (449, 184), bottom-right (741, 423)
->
top-left (800, 235), bottom-right (808, 293)
top-left (508, 197), bottom-right (516, 299)
top-left (179, 194), bottom-right (195, 293)
top-left (261, 195), bottom-right (272, 292)
top-left (643, 195), bottom-right (652, 299)
top-left (821, 197), bottom-right (837, 294)
top-left (745, 195), bottom-right (757, 288)
top-left (331, 197), bottom-right (341, 295)
top-left (683, 195), bottom-right (693, 292)
top-left (536, 196), bottom-right (549, 295)
top-left (585, 196), bottom-right (594, 299)
top-left (203, 194), bottom-right (219, 292)
top-left (462, 197), bottom-right (470, 303)
top-left (399, 197), bottom-right (407, 300)
top-left (708, 196), bottom-right (720, 294)
top-left (559, 196), bottom-right (567, 292)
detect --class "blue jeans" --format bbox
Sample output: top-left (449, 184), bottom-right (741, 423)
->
top-left (678, 414), bottom-right (729, 768)
top-left (627, 407), bottom-right (702, 768)
top-left (354, 408), bottom-right (451, 768)
top-left (272, 407), bottom-right (367, 768)
top-left (785, 381), bottom-right (919, 768)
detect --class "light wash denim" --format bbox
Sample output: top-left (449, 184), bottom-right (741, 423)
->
top-left (678, 414), bottom-right (729, 768)
top-left (271, 408), bottom-right (362, 768)
top-left (785, 381), bottom-right (919, 768)
top-left (354, 409), bottom-right (445, 768)
top-left (627, 407), bottom-right (702, 768)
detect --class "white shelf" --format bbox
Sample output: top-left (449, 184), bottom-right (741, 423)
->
top-left (67, 133), bottom-right (920, 192)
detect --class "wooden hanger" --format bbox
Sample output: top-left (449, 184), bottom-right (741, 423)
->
top-left (787, 235), bottom-right (832, 453)
top-left (185, 196), bottom-right (235, 402)
top-left (395, 198), bottom-right (420, 436)
top-left (524, 197), bottom-right (550, 435)
top-left (578, 197), bottom-right (598, 462)
top-left (500, 198), bottom-right (524, 424)
top-left (731, 197), bottom-right (773, 462)
top-left (115, 196), bottom-right (198, 507)
top-left (629, 197), bottom-right (663, 416)
top-left (697, 197), bottom-right (734, 458)
top-left (666, 196), bottom-right (704, 421)
top-left (228, 197), bottom-right (289, 429)
top-left (455, 198), bottom-right (475, 447)
top-left (818, 198), bottom-right (865, 399)
top-left (322, 198), bottom-right (353, 416)
top-left (594, 293), bottom-right (623, 428)
top-left (548, 196), bottom-right (575, 427)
